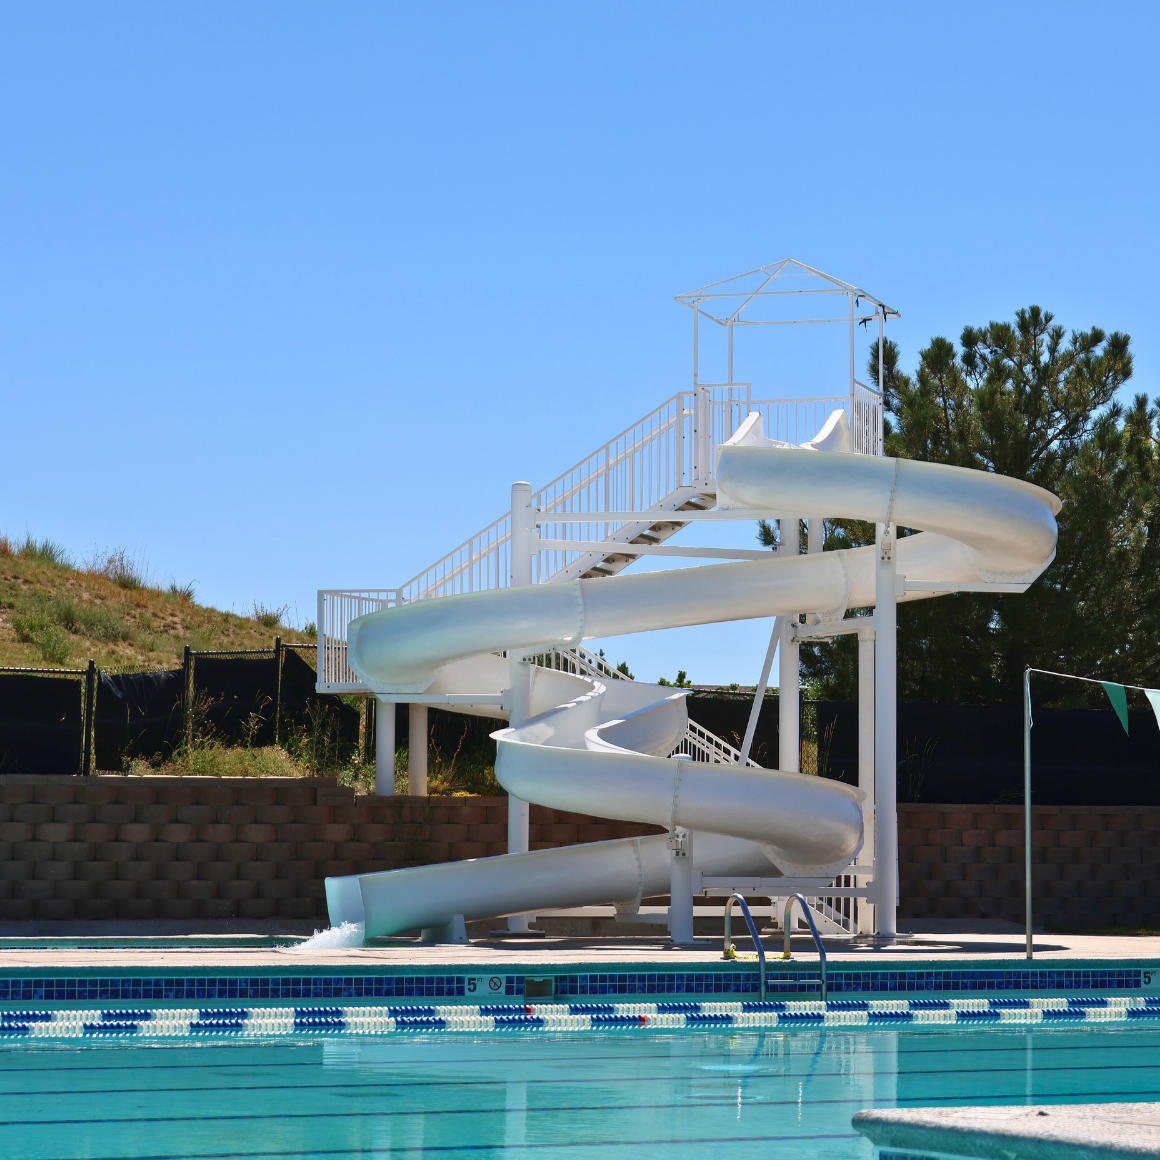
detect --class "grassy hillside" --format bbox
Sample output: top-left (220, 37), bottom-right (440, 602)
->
top-left (0, 534), bottom-right (313, 671)
top-left (0, 532), bottom-right (502, 795)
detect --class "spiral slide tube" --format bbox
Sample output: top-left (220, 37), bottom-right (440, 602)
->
top-left (329, 415), bottom-right (1059, 939)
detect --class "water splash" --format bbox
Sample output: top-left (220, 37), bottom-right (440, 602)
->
top-left (288, 921), bottom-right (365, 950)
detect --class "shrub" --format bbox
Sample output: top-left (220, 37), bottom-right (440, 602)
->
top-left (85, 547), bottom-right (146, 589)
top-left (168, 580), bottom-right (196, 604)
top-left (18, 536), bottom-right (73, 569)
top-left (49, 597), bottom-right (134, 642)
top-left (11, 613), bottom-right (71, 664)
top-left (253, 602), bottom-right (289, 629)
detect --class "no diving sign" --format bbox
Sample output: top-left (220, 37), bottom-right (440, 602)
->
top-left (465, 975), bottom-right (506, 997)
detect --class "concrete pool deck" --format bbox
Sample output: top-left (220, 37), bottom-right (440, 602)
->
top-left (0, 929), bottom-right (1157, 971)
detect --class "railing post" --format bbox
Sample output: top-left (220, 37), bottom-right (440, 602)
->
top-left (507, 481), bottom-right (536, 933)
top-left (316, 591), bottom-right (325, 686)
top-left (274, 635), bottom-right (282, 746)
top-left (778, 518), bottom-right (800, 772)
top-left (874, 522), bottom-right (898, 937)
top-left (182, 645), bottom-right (191, 747)
top-left (82, 659), bottom-right (96, 776)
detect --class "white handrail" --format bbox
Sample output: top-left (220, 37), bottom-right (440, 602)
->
top-left (318, 388), bottom-right (883, 692)
top-left (675, 718), bottom-right (762, 769)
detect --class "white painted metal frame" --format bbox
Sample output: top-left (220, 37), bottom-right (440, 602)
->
top-left (317, 261), bottom-right (901, 938)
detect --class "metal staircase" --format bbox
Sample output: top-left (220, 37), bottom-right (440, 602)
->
top-left (317, 384), bottom-right (882, 693)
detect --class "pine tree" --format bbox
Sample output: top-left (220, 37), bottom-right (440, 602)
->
top-left (791, 307), bottom-right (1152, 708)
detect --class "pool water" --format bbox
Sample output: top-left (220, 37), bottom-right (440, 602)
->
top-left (3, 1026), bottom-right (1160, 1159)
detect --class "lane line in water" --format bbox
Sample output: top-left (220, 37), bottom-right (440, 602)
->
top-left (7, 1133), bottom-right (860, 1160)
top-left (7, 1083), bottom-right (1160, 1129)
top-left (4, 1031), bottom-right (1160, 1078)
top-left (5, 1056), bottom-right (1160, 1099)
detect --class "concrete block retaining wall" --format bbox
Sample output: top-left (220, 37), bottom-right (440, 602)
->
top-left (0, 779), bottom-right (1153, 928)
top-left (899, 803), bottom-right (1160, 928)
top-left (0, 777), bottom-right (662, 923)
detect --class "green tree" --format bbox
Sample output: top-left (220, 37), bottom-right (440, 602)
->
top-left (791, 307), bottom-right (1155, 708)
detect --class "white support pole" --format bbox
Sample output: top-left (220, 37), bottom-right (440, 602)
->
top-left (408, 703), bottom-right (428, 796)
top-left (374, 697), bottom-right (395, 797)
top-left (849, 292), bottom-right (856, 407)
top-left (668, 827), bottom-right (694, 945)
top-left (1024, 667), bottom-right (1033, 959)
top-left (778, 517), bottom-right (800, 772)
top-left (874, 521), bottom-right (898, 937)
top-left (507, 481), bottom-right (535, 932)
top-left (878, 309), bottom-right (886, 455)
top-left (858, 624), bottom-right (876, 933)
top-left (807, 516), bottom-right (823, 554)
top-left (738, 617), bottom-right (783, 769)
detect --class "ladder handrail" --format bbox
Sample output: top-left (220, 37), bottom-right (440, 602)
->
top-left (723, 893), bottom-right (766, 1002)
top-left (781, 892), bottom-right (828, 1000)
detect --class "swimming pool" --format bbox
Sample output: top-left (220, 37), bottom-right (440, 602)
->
top-left (2, 1024), bottom-right (1159, 1159)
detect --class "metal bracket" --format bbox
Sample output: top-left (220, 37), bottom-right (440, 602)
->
top-left (371, 692), bottom-right (508, 708)
top-left (903, 579), bottom-right (1028, 594)
top-left (792, 617), bottom-right (875, 642)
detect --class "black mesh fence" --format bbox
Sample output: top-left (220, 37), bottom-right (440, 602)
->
top-left (5, 662), bottom-right (1160, 798)
top-left (1, 641), bottom-right (359, 774)
top-left (687, 695), bottom-right (1160, 806)
top-left (0, 668), bottom-right (91, 775)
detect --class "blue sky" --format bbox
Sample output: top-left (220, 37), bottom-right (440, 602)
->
top-left (1, 2), bottom-right (1156, 685)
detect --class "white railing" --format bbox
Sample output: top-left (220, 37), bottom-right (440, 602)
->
top-left (524, 646), bottom-right (628, 682)
top-left (317, 589), bottom-right (397, 691)
top-left (673, 718), bottom-right (762, 769)
top-left (852, 380), bottom-right (884, 456)
top-left (803, 872), bottom-right (869, 936)
top-left (319, 386), bottom-right (883, 692)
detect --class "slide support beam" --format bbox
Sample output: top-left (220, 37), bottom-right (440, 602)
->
top-left (858, 624), bottom-right (876, 933)
top-left (408, 703), bottom-right (428, 796)
top-left (874, 522), bottom-right (898, 937)
top-left (778, 517), bottom-right (800, 772)
top-left (374, 698), bottom-right (395, 797)
top-left (507, 481), bottom-right (536, 933)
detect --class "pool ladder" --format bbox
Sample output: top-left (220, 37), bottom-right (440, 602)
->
top-left (722, 892), bottom-right (827, 1003)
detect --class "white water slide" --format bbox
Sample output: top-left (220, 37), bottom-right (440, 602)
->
top-left (326, 412), bottom-right (1060, 940)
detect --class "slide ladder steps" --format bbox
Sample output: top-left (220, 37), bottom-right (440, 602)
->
top-left (576, 493), bottom-right (716, 580)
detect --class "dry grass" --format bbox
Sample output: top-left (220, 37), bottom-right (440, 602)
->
top-left (0, 533), bottom-right (313, 670)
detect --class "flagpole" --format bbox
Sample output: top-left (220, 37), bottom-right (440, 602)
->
top-left (1024, 666), bottom-right (1033, 960)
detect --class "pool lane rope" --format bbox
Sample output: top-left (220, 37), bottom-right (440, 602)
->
top-left (2, 996), bottom-right (1159, 1038)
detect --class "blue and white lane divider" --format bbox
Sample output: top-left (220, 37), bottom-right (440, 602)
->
top-left (2, 996), bottom-right (1160, 1038)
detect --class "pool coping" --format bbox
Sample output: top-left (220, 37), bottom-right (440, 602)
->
top-left (854, 1102), bottom-right (1160, 1160)
top-left (0, 957), bottom-right (1155, 1008)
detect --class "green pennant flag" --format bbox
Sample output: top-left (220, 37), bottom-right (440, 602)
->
top-left (1102, 682), bottom-right (1130, 734)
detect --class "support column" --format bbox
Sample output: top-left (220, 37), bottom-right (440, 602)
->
top-left (408, 703), bottom-right (428, 796)
top-left (778, 516), bottom-right (800, 772)
top-left (374, 697), bottom-right (395, 797)
top-left (858, 624), bottom-right (876, 933)
top-left (874, 522), bottom-right (898, 937)
top-left (668, 827), bottom-right (694, 945)
top-left (507, 481), bottom-right (535, 933)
